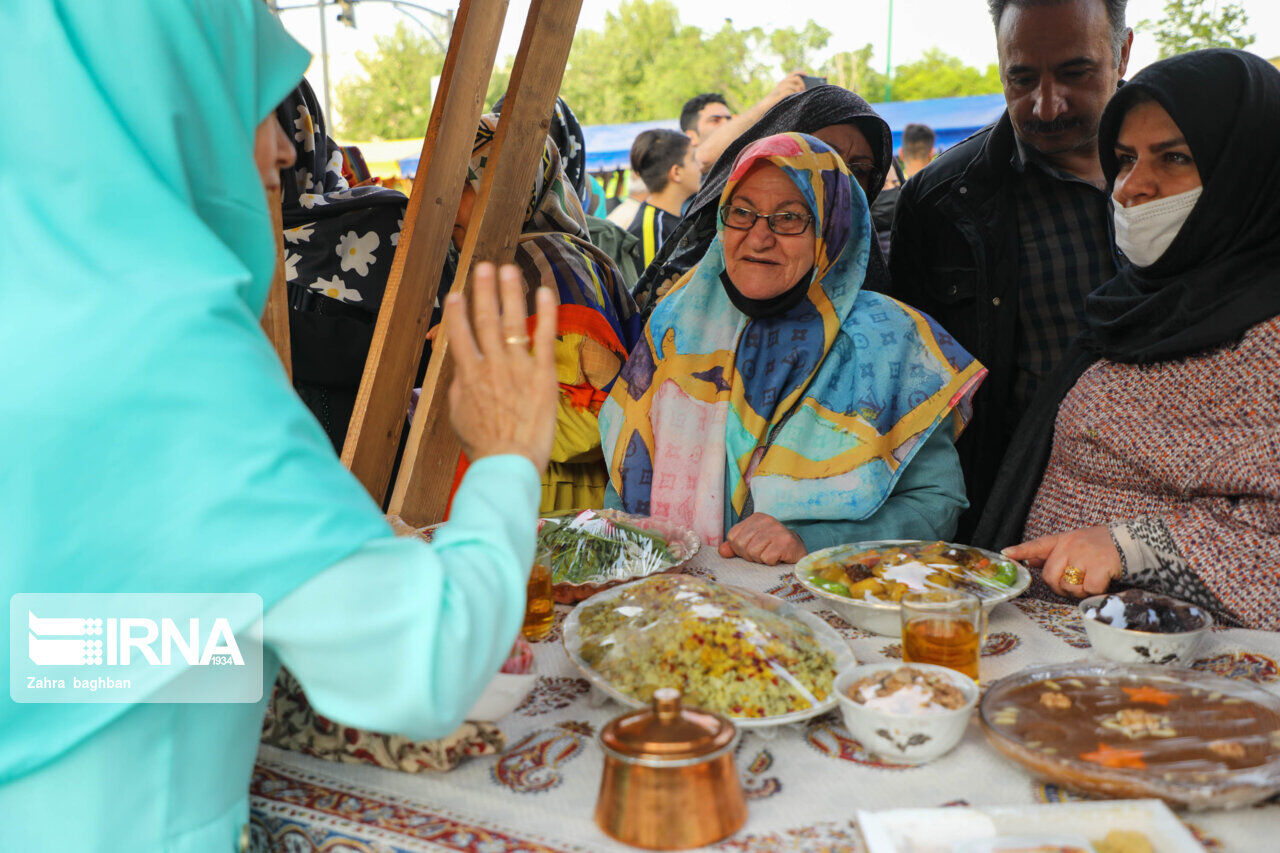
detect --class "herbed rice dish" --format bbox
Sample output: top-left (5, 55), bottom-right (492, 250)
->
top-left (575, 575), bottom-right (838, 718)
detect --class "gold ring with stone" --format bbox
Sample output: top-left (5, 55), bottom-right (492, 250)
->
top-left (504, 334), bottom-right (530, 346)
top-left (1062, 565), bottom-right (1085, 586)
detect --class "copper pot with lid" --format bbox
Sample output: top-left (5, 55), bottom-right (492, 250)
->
top-left (595, 687), bottom-right (748, 849)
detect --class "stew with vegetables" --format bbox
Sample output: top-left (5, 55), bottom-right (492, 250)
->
top-left (805, 541), bottom-right (1020, 603)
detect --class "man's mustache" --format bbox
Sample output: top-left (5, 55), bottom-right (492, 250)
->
top-left (1022, 116), bottom-right (1084, 135)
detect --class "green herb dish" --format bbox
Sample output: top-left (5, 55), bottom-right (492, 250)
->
top-left (538, 509), bottom-right (700, 604)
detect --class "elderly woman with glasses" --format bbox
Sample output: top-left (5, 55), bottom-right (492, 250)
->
top-left (600, 133), bottom-right (986, 565)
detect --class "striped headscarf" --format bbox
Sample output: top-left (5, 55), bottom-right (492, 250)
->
top-left (599, 133), bottom-right (986, 544)
top-left (469, 115), bottom-right (641, 377)
top-left (491, 95), bottom-right (591, 211)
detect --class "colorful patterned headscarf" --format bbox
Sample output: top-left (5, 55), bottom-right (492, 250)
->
top-left (599, 133), bottom-right (986, 544)
top-left (469, 114), bottom-right (590, 240)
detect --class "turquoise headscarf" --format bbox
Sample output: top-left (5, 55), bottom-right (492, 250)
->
top-left (0, 0), bottom-right (393, 783)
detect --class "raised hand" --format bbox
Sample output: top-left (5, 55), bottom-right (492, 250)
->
top-left (444, 262), bottom-right (558, 472)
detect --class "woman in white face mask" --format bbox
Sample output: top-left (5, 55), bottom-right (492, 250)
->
top-left (1108, 97), bottom-right (1203, 268)
top-left (971, 49), bottom-right (1280, 630)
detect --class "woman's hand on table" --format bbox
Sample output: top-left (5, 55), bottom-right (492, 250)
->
top-left (445, 262), bottom-right (558, 472)
top-left (717, 513), bottom-right (807, 565)
top-left (1003, 525), bottom-right (1122, 597)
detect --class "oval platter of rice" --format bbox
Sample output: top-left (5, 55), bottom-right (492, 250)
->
top-left (563, 575), bottom-right (855, 728)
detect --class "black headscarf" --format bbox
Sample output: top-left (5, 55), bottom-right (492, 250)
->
top-left (972, 49), bottom-right (1280, 549)
top-left (273, 80), bottom-right (412, 449)
top-left (275, 79), bottom-right (407, 308)
top-left (632, 85), bottom-right (893, 312)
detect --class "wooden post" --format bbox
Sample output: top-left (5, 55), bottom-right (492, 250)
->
top-left (260, 188), bottom-right (293, 381)
top-left (340, 0), bottom-right (510, 503)
top-left (389, 0), bottom-right (585, 526)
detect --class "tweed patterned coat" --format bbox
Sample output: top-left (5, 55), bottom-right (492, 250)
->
top-left (1024, 316), bottom-right (1280, 629)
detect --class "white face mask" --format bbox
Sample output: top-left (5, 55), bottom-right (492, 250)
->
top-left (1112, 186), bottom-right (1202, 268)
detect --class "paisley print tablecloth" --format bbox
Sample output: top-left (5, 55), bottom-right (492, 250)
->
top-left (250, 550), bottom-right (1280, 852)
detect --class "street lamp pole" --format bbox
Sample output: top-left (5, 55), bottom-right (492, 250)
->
top-left (885, 0), bottom-right (895, 101)
top-left (317, 0), bottom-right (332, 119)
top-left (273, 0), bottom-right (454, 120)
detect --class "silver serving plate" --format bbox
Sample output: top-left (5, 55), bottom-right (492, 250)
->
top-left (794, 539), bottom-right (1031, 636)
top-left (562, 578), bottom-right (856, 729)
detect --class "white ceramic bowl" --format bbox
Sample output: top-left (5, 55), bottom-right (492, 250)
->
top-left (1079, 593), bottom-right (1212, 665)
top-left (833, 662), bottom-right (979, 765)
top-left (467, 666), bottom-right (537, 722)
top-left (795, 541), bottom-right (1031, 637)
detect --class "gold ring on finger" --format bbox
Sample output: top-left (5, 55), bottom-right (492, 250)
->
top-left (504, 334), bottom-right (530, 346)
top-left (1062, 565), bottom-right (1085, 586)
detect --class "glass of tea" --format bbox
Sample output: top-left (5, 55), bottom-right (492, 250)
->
top-left (521, 543), bottom-right (555, 642)
top-left (900, 590), bottom-right (985, 681)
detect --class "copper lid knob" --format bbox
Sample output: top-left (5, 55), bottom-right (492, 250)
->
top-left (600, 687), bottom-right (737, 763)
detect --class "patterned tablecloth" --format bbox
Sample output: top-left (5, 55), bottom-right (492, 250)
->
top-left (249, 550), bottom-right (1280, 852)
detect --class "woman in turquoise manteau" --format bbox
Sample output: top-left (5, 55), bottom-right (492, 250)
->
top-left (0, 2), bottom-right (559, 849)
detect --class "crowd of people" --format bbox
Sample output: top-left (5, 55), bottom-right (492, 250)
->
top-left (4, 0), bottom-right (1279, 847)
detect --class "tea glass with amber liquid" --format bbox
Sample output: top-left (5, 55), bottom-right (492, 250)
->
top-left (900, 590), bottom-right (985, 681)
top-left (521, 544), bottom-right (555, 642)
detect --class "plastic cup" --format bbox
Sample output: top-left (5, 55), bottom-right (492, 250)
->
top-left (521, 547), bottom-right (554, 642)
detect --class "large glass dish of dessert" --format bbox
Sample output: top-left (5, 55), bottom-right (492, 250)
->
top-left (979, 662), bottom-right (1280, 809)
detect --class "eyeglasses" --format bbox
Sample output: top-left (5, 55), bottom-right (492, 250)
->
top-left (718, 205), bottom-right (814, 236)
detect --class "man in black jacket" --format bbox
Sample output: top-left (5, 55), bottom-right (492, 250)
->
top-left (887, 0), bottom-right (1132, 537)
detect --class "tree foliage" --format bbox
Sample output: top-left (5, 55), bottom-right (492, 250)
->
top-left (889, 49), bottom-right (1002, 101)
top-left (333, 1), bottom-right (1009, 136)
top-left (1140, 0), bottom-right (1256, 59)
top-left (770, 20), bottom-right (833, 73)
top-left (822, 44), bottom-right (889, 103)
top-left (823, 44), bottom-right (1001, 104)
top-left (334, 21), bottom-right (510, 139)
top-left (558, 1), bottom-right (830, 124)
top-left (334, 22), bottom-right (442, 139)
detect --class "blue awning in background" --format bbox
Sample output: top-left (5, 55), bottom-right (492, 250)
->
top-left (580, 93), bottom-right (1008, 173)
top-left (398, 155), bottom-right (421, 178)
top-left (582, 118), bottom-right (681, 172)
top-left (875, 92), bottom-right (1007, 153)
top-left (398, 93), bottom-right (1008, 178)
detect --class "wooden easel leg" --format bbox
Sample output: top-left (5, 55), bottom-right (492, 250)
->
top-left (261, 188), bottom-right (293, 381)
top-left (389, 0), bottom-right (586, 526)
top-left (340, 0), bottom-right (511, 504)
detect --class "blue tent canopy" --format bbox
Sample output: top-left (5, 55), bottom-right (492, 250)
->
top-left (582, 118), bottom-right (681, 171)
top-left (580, 93), bottom-right (1008, 173)
top-left (875, 92), bottom-right (1007, 153)
top-left (397, 93), bottom-right (1008, 178)
top-left (400, 118), bottom-right (683, 178)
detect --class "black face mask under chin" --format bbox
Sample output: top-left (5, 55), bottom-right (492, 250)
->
top-left (720, 268), bottom-right (814, 320)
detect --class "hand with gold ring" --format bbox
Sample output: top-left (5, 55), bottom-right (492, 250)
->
top-left (443, 262), bottom-right (558, 472)
top-left (1002, 525), bottom-right (1122, 598)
